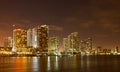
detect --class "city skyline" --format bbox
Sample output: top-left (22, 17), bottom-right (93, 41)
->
top-left (0, 0), bottom-right (120, 49)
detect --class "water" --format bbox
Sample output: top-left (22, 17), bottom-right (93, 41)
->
top-left (0, 55), bottom-right (120, 72)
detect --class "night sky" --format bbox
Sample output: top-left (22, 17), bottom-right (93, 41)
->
top-left (0, 0), bottom-right (120, 49)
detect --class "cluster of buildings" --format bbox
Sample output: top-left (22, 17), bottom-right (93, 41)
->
top-left (0, 24), bottom-right (93, 56)
top-left (63, 32), bottom-right (92, 55)
top-left (63, 32), bottom-right (80, 53)
top-left (0, 25), bottom-right (62, 56)
top-left (0, 24), bottom-right (119, 56)
top-left (80, 38), bottom-right (92, 55)
top-left (1, 25), bottom-right (49, 55)
top-left (95, 46), bottom-right (120, 55)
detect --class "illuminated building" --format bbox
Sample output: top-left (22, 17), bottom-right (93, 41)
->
top-left (96, 46), bottom-right (103, 54)
top-left (13, 29), bottom-right (27, 52)
top-left (3, 37), bottom-right (13, 54)
top-left (27, 29), bottom-right (32, 47)
top-left (32, 28), bottom-right (37, 48)
top-left (32, 25), bottom-right (49, 53)
top-left (49, 36), bottom-right (59, 54)
top-left (70, 32), bottom-right (80, 52)
top-left (80, 37), bottom-right (92, 54)
top-left (63, 32), bottom-right (80, 52)
top-left (68, 35), bottom-right (72, 50)
top-left (4, 37), bottom-right (13, 48)
top-left (63, 38), bottom-right (69, 52)
top-left (113, 46), bottom-right (119, 55)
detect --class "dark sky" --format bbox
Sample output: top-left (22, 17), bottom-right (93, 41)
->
top-left (0, 0), bottom-right (120, 49)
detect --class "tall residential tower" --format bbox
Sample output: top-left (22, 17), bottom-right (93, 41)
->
top-left (32, 25), bottom-right (49, 53)
top-left (13, 29), bottom-right (27, 52)
top-left (49, 36), bottom-right (59, 54)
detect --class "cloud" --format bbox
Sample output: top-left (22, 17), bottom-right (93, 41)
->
top-left (81, 20), bottom-right (94, 29)
top-left (103, 23), bottom-right (120, 33)
top-left (94, 34), bottom-right (108, 38)
top-left (20, 20), bottom-right (31, 23)
top-left (63, 17), bottom-right (95, 30)
top-left (99, 18), bottom-right (120, 33)
top-left (49, 25), bottom-right (63, 31)
top-left (89, 1), bottom-right (120, 33)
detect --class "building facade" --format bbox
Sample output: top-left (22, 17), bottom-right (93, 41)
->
top-left (4, 37), bottom-right (13, 48)
top-left (80, 37), bottom-right (92, 54)
top-left (27, 29), bottom-right (33, 47)
top-left (49, 36), bottom-right (59, 54)
top-left (63, 32), bottom-right (80, 52)
top-left (13, 29), bottom-right (27, 52)
top-left (63, 38), bottom-right (69, 52)
top-left (32, 25), bottom-right (49, 53)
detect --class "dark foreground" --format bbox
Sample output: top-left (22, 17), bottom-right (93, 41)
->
top-left (0, 55), bottom-right (120, 72)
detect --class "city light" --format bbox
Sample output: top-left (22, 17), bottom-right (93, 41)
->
top-left (0, 0), bottom-right (120, 72)
top-left (0, 25), bottom-right (119, 56)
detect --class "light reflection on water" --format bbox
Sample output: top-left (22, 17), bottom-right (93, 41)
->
top-left (32, 57), bottom-right (39, 72)
top-left (0, 55), bottom-right (120, 72)
top-left (55, 56), bottom-right (58, 70)
top-left (47, 56), bottom-right (50, 71)
top-left (47, 56), bottom-right (59, 71)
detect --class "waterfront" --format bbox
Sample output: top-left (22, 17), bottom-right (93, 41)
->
top-left (0, 55), bottom-right (120, 72)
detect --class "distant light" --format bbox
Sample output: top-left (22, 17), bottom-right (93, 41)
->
top-left (12, 47), bottom-right (17, 52)
top-left (34, 44), bottom-right (37, 48)
top-left (13, 24), bottom-right (15, 27)
top-left (13, 28), bottom-right (22, 31)
top-left (16, 28), bottom-right (22, 30)
top-left (35, 36), bottom-right (37, 41)
top-left (41, 25), bottom-right (47, 27)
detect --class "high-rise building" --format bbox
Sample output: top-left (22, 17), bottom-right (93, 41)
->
top-left (32, 28), bottom-right (37, 48)
top-left (63, 32), bottom-right (80, 52)
top-left (80, 37), bottom-right (92, 54)
top-left (4, 37), bottom-right (13, 48)
top-left (13, 28), bottom-right (27, 52)
top-left (27, 29), bottom-right (32, 47)
top-left (32, 25), bottom-right (49, 53)
top-left (68, 32), bottom-right (79, 52)
top-left (49, 36), bottom-right (59, 54)
top-left (63, 38), bottom-right (69, 52)
top-left (68, 35), bottom-right (73, 50)
top-left (70, 32), bottom-right (79, 52)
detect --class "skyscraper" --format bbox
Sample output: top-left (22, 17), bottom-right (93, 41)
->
top-left (13, 28), bottom-right (27, 52)
top-left (4, 37), bottom-right (13, 48)
top-left (80, 37), bottom-right (92, 54)
top-left (49, 36), bottom-right (59, 54)
top-left (63, 38), bottom-right (69, 52)
top-left (63, 32), bottom-right (80, 53)
top-left (32, 25), bottom-right (49, 53)
top-left (70, 32), bottom-right (79, 52)
top-left (32, 28), bottom-right (37, 48)
top-left (27, 29), bottom-right (33, 47)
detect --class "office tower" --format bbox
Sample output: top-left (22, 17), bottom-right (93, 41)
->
top-left (63, 32), bottom-right (80, 52)
top-left (32, 25), bottom-right (49, 53)
top-left (27, 29), bottom-right (33, 47)
top-left (38, 25), bottom-right (49, 53)
top-left (49, 36), bottom-right (59, 54)
top-left (68, 35), bottom-right (73, 50)
top-left (80, 37), bottom-right (92, 54)
top-left (4, 37), bottom-right (13, 48)
top-left (68, 32), bottom-right (79, 52)
top-left (87, 37), bottom-right (92, 51)
top-left (13, 28), bottom-right (27, 52)
top-left (63, 38), bottom-right (69, 52)
top-left (32, 28), bottom-right (37, 48)
top-left (71, 32), bottom-right (80, 52)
